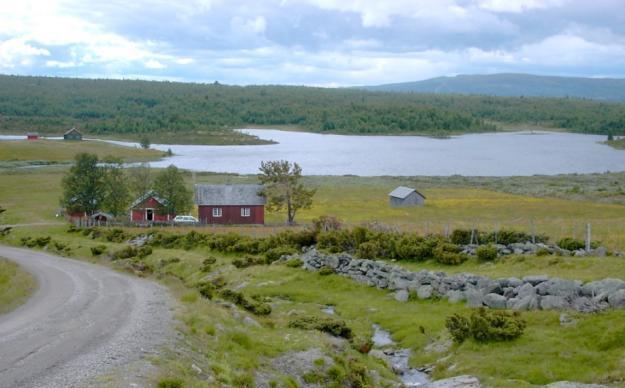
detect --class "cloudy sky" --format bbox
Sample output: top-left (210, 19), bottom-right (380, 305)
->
top-left (1, 0), bottom-right (624, 86)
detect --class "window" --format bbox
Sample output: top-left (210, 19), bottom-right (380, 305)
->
top-left (241, 207), bottom-right (251, 217)
top-left (212, 208), bottom-right (222, 217)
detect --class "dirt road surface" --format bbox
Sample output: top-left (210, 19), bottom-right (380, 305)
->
top-left (0, 246), bottom-right (172, 388)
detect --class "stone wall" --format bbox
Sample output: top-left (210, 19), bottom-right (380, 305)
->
top-left (289, 248), bottom-right (625, 312)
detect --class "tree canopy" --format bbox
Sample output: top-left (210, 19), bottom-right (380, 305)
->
top-left (258, 160), bottom-right (315, 225)
top-left (153, 165), bottom-right (192, 215)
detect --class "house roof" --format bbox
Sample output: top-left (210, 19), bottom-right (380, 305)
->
top-left (91, 211), bottom-right (113, 219)
top-left (389, 186), bottom-right (426, 199)
top-left (26, 132), bottom-right (39, 136)
top-left (130, 190), bottom-right (169, 209)
top-left (64, 127), bottom-right (82, 136)
top-left (195, 184), bottom-right (266, 206)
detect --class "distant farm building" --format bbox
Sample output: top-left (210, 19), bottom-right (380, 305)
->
top-left (130, 191), bottom-right (175, 223)
top-left (26, 132), bottom-right (39, 140)
top-left (389, 186), bottom-right (426, 207)
top-left (195, 184), bottom-right (266, 225)
top-left (91, 211), bottom-right (113, 223)
top-left (63, 127), bottom-right (82, 141)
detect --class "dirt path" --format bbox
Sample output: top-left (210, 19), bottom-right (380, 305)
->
top-left (0, 246), bottom-right (173, 388)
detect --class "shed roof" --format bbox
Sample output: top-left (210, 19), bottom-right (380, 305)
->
top-left (388, 186), bottom-right (426, 199)
top-left (90, 211), bottom-right (113, 219)
top-left (195, 184), bottom-right (266, 206)
top-left (130, 190), bottom-right (169, 209)
top-left (64, 127), bottom-right (82, 136)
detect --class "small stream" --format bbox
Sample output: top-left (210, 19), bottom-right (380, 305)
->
top-left (372, 324), bottom-right (431, 387)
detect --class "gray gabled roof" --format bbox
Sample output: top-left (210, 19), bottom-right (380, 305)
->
top-left (389, 186), bottom-right (426, 199)
top-left (195, 184), bottom-right (266, 206)
top-left (64, 127), bottom-right (82, 136)
top-left (130, 190), bottom-right (168, 209)
top-left (91, 211), bottom-right (113, 219)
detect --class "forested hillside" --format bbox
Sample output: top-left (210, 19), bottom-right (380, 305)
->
top-left (0, 75), bottom-right (623, 144)
top-left (365, 73), bottom-right (625, 102)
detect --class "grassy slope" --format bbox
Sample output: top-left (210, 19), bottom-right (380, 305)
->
top-left (0, 258), bottom-right (36, 315)
top-left (0, 139), bottom-right (164, 163)
top-left (3, 168), bottom-right (625, 385)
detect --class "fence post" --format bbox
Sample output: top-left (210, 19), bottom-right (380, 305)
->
top-left (585, 223), bottom-right (591, 252)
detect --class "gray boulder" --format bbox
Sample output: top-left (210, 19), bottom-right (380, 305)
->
top-left (581, 278), bottom-right (625, 297)
top-left (483, 293), bottom-right (507, 309)
top-left (417, 285), bottom-right (434, 300)
top-left (523, 275), bottom-right (549, 285)
top-left (536, 278), bottom-right (581, 298)
top-left (429, 375), bottom-right (481, 388)
top-left (499, 277), bottom-right (523, 288)
top-left (394, 290), bottom-right (409, 302)
top-left (510, 295), bottom-right (539, 310)
top-left (607, 289), bottom-right (625, 309)
top-left (516, 283), bottom-right (537, 299)
top-left (465, 289), bottom-right (484, 308)
top-left (541, 295), bottom-right (570, 310)
top-left (446, 290), bottom-right (465, 304)
top-left (571, 297), bottom-right (608, 313)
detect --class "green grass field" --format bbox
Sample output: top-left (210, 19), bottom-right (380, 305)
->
top-left (0, 258), bottom-right (36, 315)
top-left (0, 139), bottom-right (164, 164)
top-left (3, 166), bottom-right (625, 386)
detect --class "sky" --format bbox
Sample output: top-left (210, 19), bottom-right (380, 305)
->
top-left (0, 0), bottom-right (624, 86)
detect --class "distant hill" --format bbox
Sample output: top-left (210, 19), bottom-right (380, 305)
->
top-left (364, 73), bottom-right (625, 101)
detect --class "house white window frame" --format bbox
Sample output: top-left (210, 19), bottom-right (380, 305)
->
top-left (241, 207), bottom-right (251, 217)
top-left (212, 207), bottom-right (222, 217)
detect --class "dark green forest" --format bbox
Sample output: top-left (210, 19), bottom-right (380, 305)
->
top-left (0, 75), bottom-right (623, 144)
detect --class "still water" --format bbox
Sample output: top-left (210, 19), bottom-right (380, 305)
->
top-left (145, 129), bottom-right (625, 176)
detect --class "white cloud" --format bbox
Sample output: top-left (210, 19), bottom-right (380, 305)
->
top-left (231, 16), bottom-right (267, 34)
top-left (45, 60), bottom-right (77, 68)
top-left (477, 0), bottom-right (568, 13)
top-left (145, 59), bottom-right (167, 69)
top-left (0, 38), bottom-right (50, 68)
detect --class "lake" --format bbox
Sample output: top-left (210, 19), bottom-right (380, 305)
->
top-left (2, 130), bottom-right (624, 176)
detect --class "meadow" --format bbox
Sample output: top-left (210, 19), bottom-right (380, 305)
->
top-left (3, 165), bottom-right (625, 386)
top-left (0, 139), bottom-right (164, 164)
top-left (0, 258), bottom-right (36, 315)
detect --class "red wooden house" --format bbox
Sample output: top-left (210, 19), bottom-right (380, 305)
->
top-left (195, 184), bottom-right (266, 225)
top-left (129, 191), bottom-right (175, 223)
top-left (26, 132), bottom-right (39, 140)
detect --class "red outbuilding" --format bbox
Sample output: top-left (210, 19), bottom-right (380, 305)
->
top-left (195, 184), bottom-right (266, 225)
top-left (129, 191), bottom-right (175, 223)
top-left (26, 132), bottom-right (39, 140)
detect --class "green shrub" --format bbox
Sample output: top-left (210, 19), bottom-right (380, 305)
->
top-left (557, 237), bottom-right (586, 251)
top-left (137, 246), bottom-right (153, 258)
top-left (232, 255), bottom-right (266, 268)
top-left (450, 229), bottom-right (472, 245)
top-left (434, 242), bottom-right (468, 265)
top-left (318, 266), bottom-right (335, 276)
top-left (312, 215), bottom-right (343, 232)
top-left (90, 245), bottom-right (107, 256)
top-left (34, 236), bottom-right (51, 247)
top-left (111, 246), bottom-right (138, 260)
top-left (220, 289), bottom-right (272, 316)
top-left (288, 315), bottom-right (352, 339)
top-left (157, 378), bottom-right (184, 388)
top-left (535, 247), bottom-right (551, 256)
top-left (285, 258), bottom-right (303, 268)
top-left (103, 228), bottom-right (129, 243)
top-left (197, 282), bottom-right (215, 299)
top-left (446, 308), bottom-right (526, 344)
top-left (356, 241), bottom-right (382, 260)
top-left (476, 244), bottom-right (498, 261)
top-left (265, 246), bottom-right (297, 263)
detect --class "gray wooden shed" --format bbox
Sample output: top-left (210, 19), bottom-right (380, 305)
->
top-left (389, 186), bottom-right (426, 207)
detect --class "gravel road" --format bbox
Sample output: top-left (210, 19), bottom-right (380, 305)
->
top-left (0, 245), bottom-right (173, 388)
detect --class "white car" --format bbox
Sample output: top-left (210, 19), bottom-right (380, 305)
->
top-left (173, 215), bottom-right (199, 225)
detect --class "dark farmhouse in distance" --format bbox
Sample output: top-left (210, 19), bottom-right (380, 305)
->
top-left (63, 127), bottom-right (82, 141)
top-left (389, 186), bottom-right (426, 207)
top-left (195, 184), bottom-right (266, 225)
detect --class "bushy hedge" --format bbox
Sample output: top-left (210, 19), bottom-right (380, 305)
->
top-left (220, 289), bottom-right (272, 316)
top-left (451, 228), bottom-right (548, 245)
top-left (288, 315), bottom-right (353, 339)
top-left (556, 237), bottom-right (600, 251)
top-left (446, 308), bottom-right (526, 344)
top-left (434, 243), bottom-right (468, 265)
top-left (476, 244), bottom-right (498, 261)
